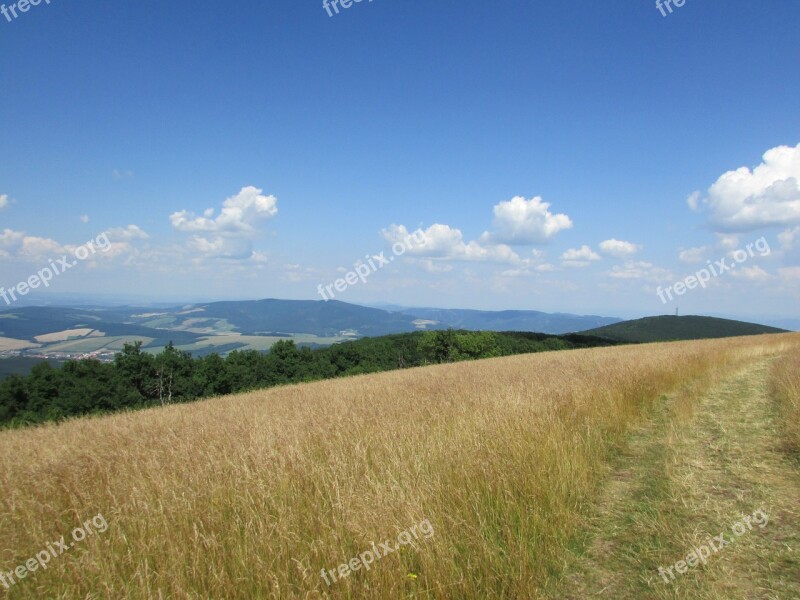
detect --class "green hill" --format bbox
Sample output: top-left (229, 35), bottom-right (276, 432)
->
top-left (579, 315), bottom-right (788, 343)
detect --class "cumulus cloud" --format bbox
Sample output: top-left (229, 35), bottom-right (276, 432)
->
top-left (0, 227), bottom-right (145, 264)
top-left (778, 266), bottom-right (800, 283)
top-left (382, 223), bottom-right (521, 265)
top-left (379, 194), bottom-right (569, 271)
top-left (608, 260), bottom-right (673, 282)
top-left (18, 236), bottom-right (68, 260)
top-left (731, 266), bottom-right (773, 282)
top-left (778, 226), bottom-right (800, 250)
top-left (715, 234), bottom-right (740, 250)
top-left (170, 186), bottom-right (278, 235)
top-left (0, 229), bottom-right (25, 255)
top-left (679, 246), bottom-right (710, 264)
top-left (686, 191), bottom-right (702, 212)
top-left (689, 143), bottom-right (800, 231)
top-left (481, 196), bottom-right (573, 245)
top-left (535, 263), bottom-right (558, 272)
top-left (108, 225), bottom-right (149, 241)
top-left (80, 215), bottom-right (90, 223)
top-left (380, 195), bottom-right (572, 271)
top-left (599, 238), bottom-right (640, 258)
top-left (0, 195), bottom-right (8, 211)
top-left (417, 259), bottom-right (454, 273)
top-left (187, 235), bottom-right (255, 260)
top-left (561, 245), bottom-right (601, 267)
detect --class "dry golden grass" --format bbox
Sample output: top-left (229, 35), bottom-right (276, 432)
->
top-left (770, 346), bottom-right (800, 455)
top-left (1, 333), bottom-right (798, 599)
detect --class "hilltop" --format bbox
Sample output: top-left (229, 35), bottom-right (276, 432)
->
top-left (579, 315), bottom-right (788, 343)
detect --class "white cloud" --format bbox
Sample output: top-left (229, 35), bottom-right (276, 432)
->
top-left (170, 186), bottom-right (278, 235)
top-left (481, 196), bottom-right (573, 245)
top-left (599, 238), bottom-right (640, 258)
top-left (715, 233), bottom-right (740, 250)
top-left (417, 259), bottom-right (453, 273)
top-left (690, 143), bottom-right (800, 231)
top-left (679, 246), bottom-right (709, 264)
top-left (561, 245), bottom-right (601, 267)
top-left (380, 195), bottom-right (572, 272)
top-left (608, 261), bottom-right (673, 282)
top-left (108, 225), bottom-right (149, 241)
top-left (18, 236), bottom-right (68, 261)
top-left (731, 266), bottom-right (773, 282)
top-left (0, 195), bottom-right (8, 211)
top-left (0, 223), bottom-right (155, 267)
top-left (282, 263), bottom-right (315, 282)
top-left (381, 223), bottom-right (521, 265)
top-left (187, 235), bottom-right (254, 260)
top-left (0, 229), bottom-right (70, 261)
top-left (778, 266), bottom-right (800, 283)
top-left (112, 169), bottom-right (134, 180)
top-left (80, 215), bottom-right (90, 223)
top-left (687, 191), bottom-right (702, 212)
top-left (778, 226), bottom-right (800, 250)
top-left (0, 229), bottom-right (24, 250)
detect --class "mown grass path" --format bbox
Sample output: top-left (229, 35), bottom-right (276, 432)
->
top-left (551, 358), bottom-right (800, 599)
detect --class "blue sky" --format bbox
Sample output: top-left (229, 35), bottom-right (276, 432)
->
top-left (1, 0), bottom-right (799, 321)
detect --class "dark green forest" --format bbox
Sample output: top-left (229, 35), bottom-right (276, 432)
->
top-left (0, 330), bottom-right (619, 428)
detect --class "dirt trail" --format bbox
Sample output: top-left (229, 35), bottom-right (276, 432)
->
top-left (551, 358), bottom-right (800, 599)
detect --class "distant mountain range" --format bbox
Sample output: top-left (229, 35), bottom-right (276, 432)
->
top-left (0, 299), bottom-right (623, 343)
top-left (1, 301), bottom-right (793, 365)
top-left (389, 306), bottom-right (620, 334)
top-left (579, 315), bottom-right (788, 343)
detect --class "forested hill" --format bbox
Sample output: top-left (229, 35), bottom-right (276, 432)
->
top-left (580, 315), bottom-right (787, 343)
top-left (0, 330), bottom-right (618, 428)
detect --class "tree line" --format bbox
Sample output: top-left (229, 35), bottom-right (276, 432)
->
top-left (0, 330), bottom-right (618, 427)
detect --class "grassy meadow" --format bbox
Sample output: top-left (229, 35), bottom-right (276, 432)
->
top-left (1, 333), bottom-right (799, 598)
top-left (771, 346), bottom-right (800, 456)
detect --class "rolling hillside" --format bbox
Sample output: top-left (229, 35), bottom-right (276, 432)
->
top-left (580, 315), bottom-right (788, 343)
top-left (1, 334), bottom-right (797, 598)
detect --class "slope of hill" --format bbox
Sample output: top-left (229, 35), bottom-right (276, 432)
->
top-left (0, 330), bottom-right (622, 423)
top-left (580, 315), bottom-right (788, 343)
top-left (1, 334), bottom-right (796, 597)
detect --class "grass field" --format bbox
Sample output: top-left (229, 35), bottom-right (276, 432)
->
top-left (771, 347), bottom-right (800, 456)
top-left (0, 334), bottom-right (798, 598)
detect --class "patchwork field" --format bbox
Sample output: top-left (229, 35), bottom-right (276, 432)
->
top-left (0, 337), bottom-right (40, 352)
